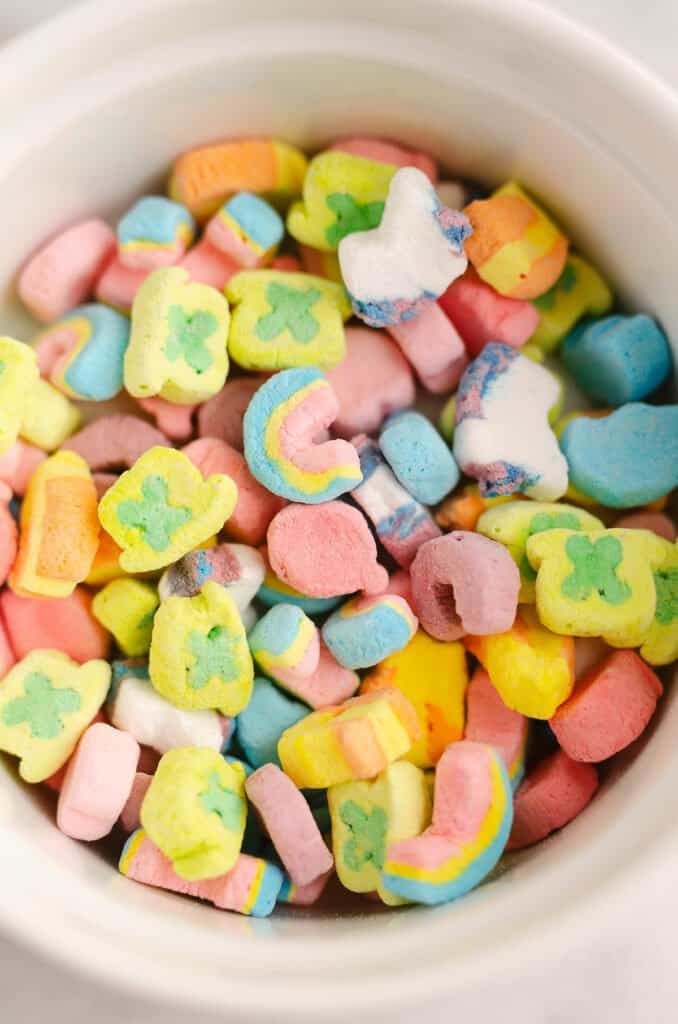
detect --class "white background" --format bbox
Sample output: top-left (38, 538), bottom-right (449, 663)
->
top-left (0, 1), bottom-right (676, 1021)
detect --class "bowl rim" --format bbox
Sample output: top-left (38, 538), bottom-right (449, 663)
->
top-left (0, 0), bottom-right (677, 1015)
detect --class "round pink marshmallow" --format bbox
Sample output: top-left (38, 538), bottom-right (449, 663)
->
top-left (438, 267), bottom-right (539, 357)
top-left (267, 502), bottom-right (389, 598)
top-left (198, 377), bottom-right (266, 451)
top-left (1, 586), bottom-right (111, 663)
top-left (119, 771), bottom-right (153, 833)
top-left (57, 723), bottom-right (140, 841)
top-left (614, 511), bottom-right (676, 542)
top-left (62, 414), bottom-right (170, 470)
top-left (410, 531), bottom-right (520, 642)
top-left (92, 472), bottom-right (119, 498)
top-left (18, 218), bottom-right (116, 323)
top-left (329, 137), bottom-right (438, 183)
top-left (184, 437), bottom-right (285, 547)
top-left (135, 396), bottom-right (197, 441)
top-left (180, 238), bottom-right (239, 289)
top-left (0, 441), bottom-right (46, 496)
top-left (507, 749), bottom-right (598, 850)
top-left (549, 650), bottom-right (663, 763)
top-left (388, 303), bottom-right (468, 394)
top-left (464, 668), bottom-right (528, 777)
top-left (326, 327), bottom-right (416, 439)
top-left (0, 613), bottom-right (16, 678)
top-left (245, 764), bottom-right (334, 887)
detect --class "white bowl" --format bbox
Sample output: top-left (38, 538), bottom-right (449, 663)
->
top-left (0, 0), bottom-right (676, 1019)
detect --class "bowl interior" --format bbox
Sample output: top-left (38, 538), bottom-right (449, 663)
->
top-left (0, 0), bottom-right (676, 1014)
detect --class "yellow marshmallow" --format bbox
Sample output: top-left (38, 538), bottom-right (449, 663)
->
top-left (0, 649), bottom-right (110, 782)
top-left (287, 151), bottom-right (397, 252)
top-left (530, 254), bottom-right (613, 352)
top-left (527, 528), bottom-right (666, 648)
top-left (92, 578), bottom-right (159, 656)
top-left (140, 747), bottom-right (246, 880)
top-left (464, 606), bottom-right (575, 719)
top-left (0, 337), bottom-right (39, 455)
top-left (477, 500), bottom-right (604, 602)
top-left (98, 447), bottom-right (237, 573)
top-left (361, 631), bottom-right (467, 769)
top-left (278, 688), bottom-right (421, 789)
top-left (226, 270), bottom-right (351, 371)
top-left (328, 761), bottom-right (431, 905)
top-left (20, 377), bottom-right (80, 451)
top-left (124, 266), bottom-right (230, 403)
top-left (149, 581), bottom-right (253, 716)
top-left (639, 539), bottom-right (678, 665)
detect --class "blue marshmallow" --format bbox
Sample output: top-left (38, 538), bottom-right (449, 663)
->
top-left (561, 314), bottom-right (672, 406)
top-left (379, 410), bottom-right (459, 505)
top-left (560, 402), bottom-right (678, 507)
top-left (321, 596), bottom-right (416, 670)
top-left (236, 677), bottom-right (308, 768)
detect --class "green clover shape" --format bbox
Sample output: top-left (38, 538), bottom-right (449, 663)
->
top-left (654, 567), bottom-right (678, 626)
top-left (188, 626), bottom-right (238, 690)
top-left (165, 304), bottom-right (216, 374)
top-left (561, 534), bottom-right (632, 606)
top-left (1, 672), bottom-right (81, 740)
top-left (339, 800), bottom-right (387, 872)
top-left (325, 192), bottom-right (385, 247)
top-left (255, 282), bottom-right (322, 344)
top-left (532, 260), bottom-right (578, 312)
top-left (520, 510), bottom-right (581, 581)
top-left (117, 475), bottom-right (191, 552)
top-left (199, 771), bottom-right (243, 831)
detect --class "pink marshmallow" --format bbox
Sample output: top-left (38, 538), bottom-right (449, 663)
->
top-left (183, 437), bottom-right (285, 547)
top-left (62, 414), bottom-right (170, 470)
top-left (281, 867), bottom-right (334, 906)
top-left (95, 255), bottom-right (151, 313)
top-left (438, 267), bottom-right (539, 357)
top-left (0, 612), bottom-right (16, 678)
top-left (574, 637), bottom-right (612, 680)
top-left (179, 237), bottom-right (239, 289)
top-left (271, 254), bottom-right (302, 272)
top-left (1, 586), bottom-right (111, 663)
top-left (329, 137), bottom-right (438, 183)
top-left (245, 764), bottom-right (334, 887)
top-left (326, 327), bottom-right (416, 439)
top-left (121, 832), bottom-right (276, 915)
top-left (614, 511), bottom-right (676, 542)
top-left (135, 396), bottom-right (197, 442)
top-left (197, 377), bottom-right (266, 451)
top-left (464, 668), bottom-right (528, 777)
top-left (92, 472), bottom-right (119, 498)
top-left (380, 569), bottom-right (415, 609)
top-left (0, 441), bottom-right (47, 496)
top-left (57, 723), bottom-right (140, 840)
top-left (267, 501), bottom-right (389, 598)
top-left (119, 771), bottom-right (153, 833)
top-left (550, 650), bottom-right (663, 763)
top-left (388, 304), bottom-right (468, 394)
top-left (0, 482), bottom-right (18, 585)
top-left (508, 749), bottom-right (598, 850)
top-left (18, 218), bottom-right (116, 323)
top-left (278, 639), bottom-right (360, 709)
top-left (410, 532), bottom-right (520, 642)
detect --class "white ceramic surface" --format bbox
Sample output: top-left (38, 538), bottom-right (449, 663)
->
top-left (0, 0), bottom-right (677, 1020)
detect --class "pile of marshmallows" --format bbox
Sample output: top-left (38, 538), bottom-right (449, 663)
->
top-left (0, 134), bottom-right (675, 916)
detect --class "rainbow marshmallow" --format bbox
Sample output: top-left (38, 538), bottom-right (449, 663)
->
top-left (243, 367), bottom-right (362, 503)
top-left (117, 196), bottom-right (195, 270)
top-left (206, 192), bottom-right (284, 269)
top-left (381, 741), bottom-right (513, 905)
